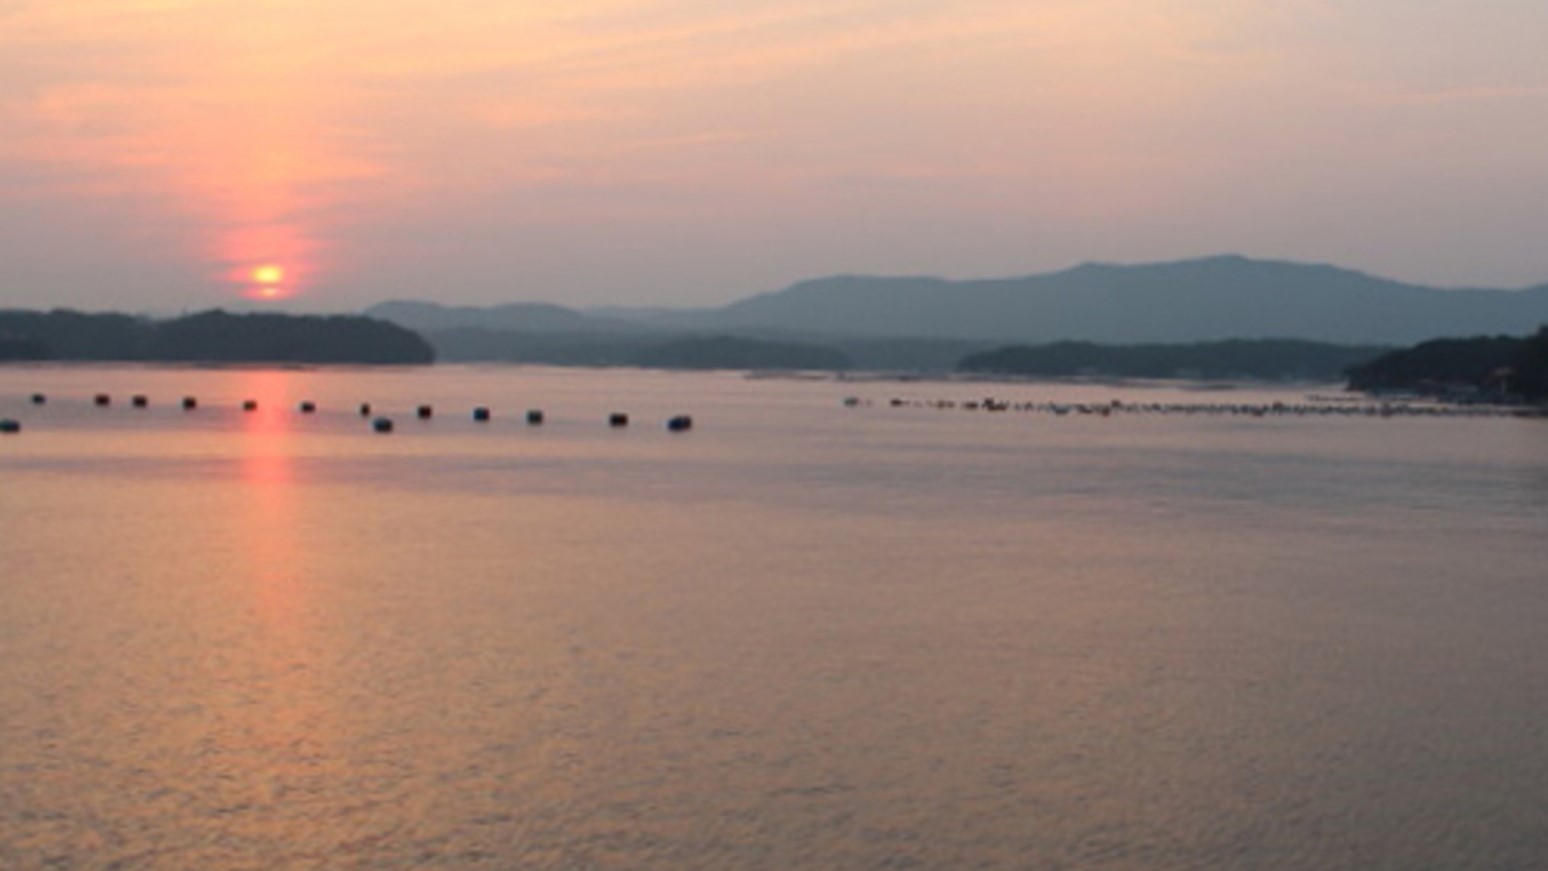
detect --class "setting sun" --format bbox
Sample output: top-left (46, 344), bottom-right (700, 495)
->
top-left (253, 265), bottom-right (285, 285)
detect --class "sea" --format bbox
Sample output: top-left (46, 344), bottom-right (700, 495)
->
top-left (1, 365), bottom-right (1545, 870)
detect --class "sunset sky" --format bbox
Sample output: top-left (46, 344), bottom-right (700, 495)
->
top-left (3, 0), bottom-right (1547, 311)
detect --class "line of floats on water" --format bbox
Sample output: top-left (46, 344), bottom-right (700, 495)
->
top-left (843, 395), bottom-right (1542, 419)
top-left (3, 389), bottom-right (1538, 436)
top-left (0, 392), bottom-right (693, 435)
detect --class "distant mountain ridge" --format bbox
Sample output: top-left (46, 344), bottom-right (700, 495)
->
top-left (367, 255), bottom-right (1548, 347)
top-left (702, 256), bottom-right (1548, 344)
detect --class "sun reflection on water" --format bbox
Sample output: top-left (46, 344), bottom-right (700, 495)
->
top-left (228, 369), bottom-right (348, 824)
top-left (239, 374), bottom-right (301, 622)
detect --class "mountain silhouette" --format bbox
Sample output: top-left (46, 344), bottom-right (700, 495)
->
top-left (700, 256), bottom-right (1548, 344)
top-left (369, 256), bottom-right (1548, 346)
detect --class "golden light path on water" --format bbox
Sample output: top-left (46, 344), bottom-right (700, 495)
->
top-left (233, 374), bottom-right (328, 807)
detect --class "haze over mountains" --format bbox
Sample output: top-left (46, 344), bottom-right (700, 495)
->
top-left (370, 256), bottom-right (1548, 350)
top-left (367, 301), bottom-right (652, 336)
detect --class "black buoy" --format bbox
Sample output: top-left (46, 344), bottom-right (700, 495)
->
top-left (0, 419), bottom-right (20, 434)
top-left (359, 402), bottom-right (372, 417)
top-left (131, 395), bottom-right (149, 408)
top-left (30, 393), bottom-right (46, 405)
top-left (242, 400), bottom-right (258, 412)
top-left (473, 407), bottom-right (492, 422)
top-left (666, 415), bottom-right (693, 432)
top-left (94, 394), bottom-right (111, 407)
top-left (526, 409), bottom-right (544, 425)
top-left (608, 412), bottom-right (629, 427)
top-left (417, 405), bottom-right (433, 420)
top-left (299, 401), bottom-right (317, 414)
top-left (182, 396), bottom-right (198, 410)
top-left (372, 416), bottom-right (395, 433)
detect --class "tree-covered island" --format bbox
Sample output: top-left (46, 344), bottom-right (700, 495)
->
top-left (1345, 327), bottom-right (1548, 402)
top-left (0, 309), bottom-right (435, 364)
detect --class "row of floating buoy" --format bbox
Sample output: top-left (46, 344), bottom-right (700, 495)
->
top-left (7, 393), bottom-right (693, 434)
top-left (366, 410), bottom-right (691, 433)
top-left (850, 395), bottom-right (1528, 419)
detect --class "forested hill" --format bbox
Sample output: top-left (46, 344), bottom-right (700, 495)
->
top-left (1345, 328), bottom-right (1548, 401)
top-left (0, 310), bottom-right (434, 364)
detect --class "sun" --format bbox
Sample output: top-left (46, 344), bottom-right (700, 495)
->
top-left (252, 264), bottom-right (285, 285)
top-left (231, 257), bottom-right (302, 301)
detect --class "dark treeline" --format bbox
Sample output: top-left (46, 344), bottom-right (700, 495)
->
top-left (0, 334), bottom-right (53, 361)
top-left (0, 309), bottom-right (434, 364)
top-left (1345, 327), bottom-right (1548, 401)
top-left (0, 311), bottom-right (149, 359)
top-left (957, 339), bottom-right (1387, 381)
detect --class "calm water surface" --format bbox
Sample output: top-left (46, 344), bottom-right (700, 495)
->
top-left (2, 366), bottom-right (1546, 870)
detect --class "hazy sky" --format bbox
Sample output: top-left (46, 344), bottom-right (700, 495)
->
top-left (3, 0), bottom-right (1548, 312)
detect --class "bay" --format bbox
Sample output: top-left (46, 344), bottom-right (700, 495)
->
top-left (2, 365), bottom-right (1546, 870)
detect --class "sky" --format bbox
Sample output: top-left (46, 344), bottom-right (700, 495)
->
top-left (2, 0), bottom-right (1548, 313)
